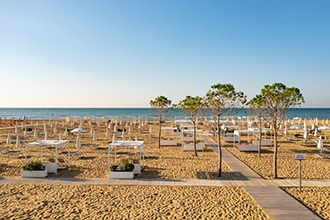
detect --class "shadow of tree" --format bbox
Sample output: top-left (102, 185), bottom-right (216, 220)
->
top-left (196, 171), bottom-right (239, 180)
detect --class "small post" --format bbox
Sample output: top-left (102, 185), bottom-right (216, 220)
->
top-left (295, 154), bottom-right (306, 192)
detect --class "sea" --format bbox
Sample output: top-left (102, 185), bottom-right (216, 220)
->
top-left (0, 108), bottom-right (330, 120)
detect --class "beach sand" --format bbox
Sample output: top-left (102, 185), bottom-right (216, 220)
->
top-left (0, 119), bottom-right (329, 219)
top-left (0, 184), bottom-right (270, 219)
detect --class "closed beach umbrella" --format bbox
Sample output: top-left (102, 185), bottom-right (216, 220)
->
top-left (93, 130), bottom-right (97, 141)
top-left (113, 124), bottom-right (117, 132)
top-left (283, 126), bottom-right (288, 135)
top-left (34, 128), bottom-right (38, 138)
top-left (311, 123), bottom-right (315, 130)
top-left (15, 123), bottom-right (18, 134)
top-left (112, 134), bottom-right (117, 143)
top-left (16, 136), bottom-right (20, 148)
top-left (23, 128), bottom-right (27, 136)
top-left (53, 126), bottom-right (57, 134)
top-left (59, 132), bottom-right (62, 140)
top-left (76, 135), bottom-right (81, 149)
top-left (128, 126), bottom-right (131, 134)
top-left (303, 128), bottom-right (308, 139)
top-left (122, 130), bottom-right (125, 139)
top-left (314, 127), bottom-right (318, 137)
top-left (90, 127), bottom-right (94, 134)
top-left (149, 126), bottom-right (152, 133)
top-left (105, 128), bottom-right (110, 137)
top-left (6, 133), bottom-right (11, 144)
top-left (64, 128), bottom-right (68, 136)
top-left (317, 136), bottom-right (324, 151)
top-left (44, 130), bottom-right (48, 140)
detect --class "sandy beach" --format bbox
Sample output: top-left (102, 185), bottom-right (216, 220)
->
top-left (0, 119), bottom-right (329, 219)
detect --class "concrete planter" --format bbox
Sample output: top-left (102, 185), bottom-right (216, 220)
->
top-left (109, 170), bottom-right (134, 179)
top-left (42, 162), bottom-right (57, 174)
top-left (22, 169), bottom-right (48, 178)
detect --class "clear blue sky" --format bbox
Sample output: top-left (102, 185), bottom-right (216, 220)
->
top-left (1, 0), bottom-right (329, 107)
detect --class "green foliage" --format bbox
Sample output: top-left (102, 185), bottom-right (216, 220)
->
top-left (178, 96), bottom-right (203, 118)
top-left (110, 160), bottom-right (134, 172)
top-left (109, 164), bottom-right (118, 171)
top-left (204, 83), bottom-right (246, 115)
top-left (149, 96), bottom-right (172, 109)
top-left (22, 161), bottom-right (45, 171)
top-left (123, 163), bottom-right (135, 171)
top-left (150, 95), bottom-right (173, 148)
top-left (261, 82), bottom-right (305, 110)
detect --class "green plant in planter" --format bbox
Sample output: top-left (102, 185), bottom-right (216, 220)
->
top-left (23, 161), bottom-right (45, 171)
top-left (123, 163), bottom-right (134, 171)
top-left (110, 164), bottom-right (118, 171)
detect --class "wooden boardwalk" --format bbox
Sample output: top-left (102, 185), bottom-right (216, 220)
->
top-left (203, 135), bottom-right (322, 220)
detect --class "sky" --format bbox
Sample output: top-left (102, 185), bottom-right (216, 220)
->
top-left (0, 0), bottom-right (329, 108)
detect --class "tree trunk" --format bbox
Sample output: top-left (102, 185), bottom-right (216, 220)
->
top-left (218, 128), bottom-right (222, 177)
top-left (217, 115), bottom-right (222, 177)
top-left (273, 128), bottom-right (278, 178)
top-left (158, 119), bottom-right (161, 149)
top-left (258, 123), bottom-right (262, 157)
top-left (193, 122), bottom-right (197, 156)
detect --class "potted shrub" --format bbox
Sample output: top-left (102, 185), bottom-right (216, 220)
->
top-left (22, 160), bottom-right (48, 178)
top-left (109, 159), bottom-right (135, 179)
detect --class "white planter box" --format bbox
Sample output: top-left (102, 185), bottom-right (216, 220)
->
top-left (133, 164), bottom-right (141, 175)
top-left (223, 136), bottom-right (240, 143)
top-left (22, 169), bottom-right (48, 178)
top-left (160, 139), bottom-right (178, 146)
top-left (252, 140), bottom-right (273, 146)
top-left (109, 171), bottom-right (134, 179)
top-left (182, 136), bottom-right (194, 142)
top-left (183, 143), bottom-right (204, 151)
top-left (237, 144), bottom-right (259, 152)
top-left (42, 162), bottom-right (57, 174)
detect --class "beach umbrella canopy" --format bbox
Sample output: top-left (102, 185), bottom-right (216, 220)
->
top-left (76, 135), bottom-right (81, 149)
top-left (16, 136), bottom-right (20, 148)
top-left (71, 127), bottom-right (87, 133)
top-left (6, 133), bottom-right (11, 144)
